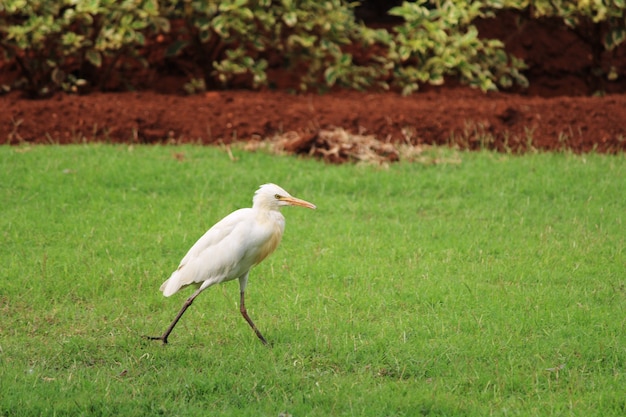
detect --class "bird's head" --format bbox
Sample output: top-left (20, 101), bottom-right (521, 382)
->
top-left (253, 183), bottom-right (316, 211)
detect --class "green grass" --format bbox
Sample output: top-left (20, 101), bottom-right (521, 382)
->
top-left (1, 144), bottom-right (624, 416)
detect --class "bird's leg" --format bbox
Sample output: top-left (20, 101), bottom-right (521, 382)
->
top-left (146, 288), bottom-right (202, 344)
top-left (239, 291), bottom-right (268, 345)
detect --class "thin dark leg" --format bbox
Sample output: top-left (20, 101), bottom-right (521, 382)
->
top-left (240, 291), bottom-right (268, 345)
top-left (146, 289), bottom-right (201, 344)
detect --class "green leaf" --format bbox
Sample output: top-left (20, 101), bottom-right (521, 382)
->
top-left (212, 16), bottom-right (228, 37)
top-left (429, 72), bottom-right (444, 85)
top-left (85, 49), bottom-right (102, 67)
top-left (401, 82), bottom-right (418, 95)
top-left (605, 27), bottom-right (626, 50)
top-left (283, 11), bottom-right (298, 27)
top-left (288, 34), bottom-right (316, 48)
top-left (165, 40), bottom-right (189, 57)
top-left (324, 67), bottom-right (338, 85)
top-left (219, 0), bottom-right (248, 12)
top-left (153, 17), bottom-right (171, 33)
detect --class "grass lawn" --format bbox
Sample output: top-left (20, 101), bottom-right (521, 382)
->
top-left (1, 144), bottom-right (624, 416)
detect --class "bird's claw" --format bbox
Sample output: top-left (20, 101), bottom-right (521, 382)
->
top-left (144, 335), bottom-right (168, 345)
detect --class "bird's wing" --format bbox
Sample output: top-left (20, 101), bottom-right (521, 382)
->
top-left (160, 208), bottom-right (255, 296)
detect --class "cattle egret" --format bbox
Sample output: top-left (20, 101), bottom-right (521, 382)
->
top-left (147, 183), bottom-right (316, 345)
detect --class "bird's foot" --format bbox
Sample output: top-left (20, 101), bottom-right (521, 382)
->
top-left (144, 335), bottom-right (168, 345)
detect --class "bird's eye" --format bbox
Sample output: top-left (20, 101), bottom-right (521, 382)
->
top-left (274, 194), bottom-right (281, 199)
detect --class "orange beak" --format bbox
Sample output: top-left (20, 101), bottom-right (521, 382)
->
top-left (280, 196), bottom-right (317, 210)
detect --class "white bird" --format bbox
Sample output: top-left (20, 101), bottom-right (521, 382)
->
top-left (147, 183), bottom-right (316, 345)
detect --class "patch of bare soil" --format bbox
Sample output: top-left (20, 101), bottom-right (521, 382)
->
top-left (2, 89), bottom-right (625, 157)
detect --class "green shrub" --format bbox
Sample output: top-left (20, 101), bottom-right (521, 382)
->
top-left (4, 0), bottom-right (622, 95)
top-left (520, 0), bottom-right (625, 50)
top-left (495, 0), bottom-right (626, 90)
top-left (387, 0), bottom-right (528, 94)
top-left (0, 0), bottom-right (167, 96)
top-left (159, 0), bottom-right (390, 91)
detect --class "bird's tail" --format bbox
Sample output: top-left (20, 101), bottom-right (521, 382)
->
top-left (159, 271), bottom-right (183, 297)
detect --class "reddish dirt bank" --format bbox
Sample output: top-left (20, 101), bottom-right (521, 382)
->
top-left (2, 88), bottom-right (625, 155)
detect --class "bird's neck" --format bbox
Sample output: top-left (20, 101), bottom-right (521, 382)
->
top-left (254, 207), bottom-right (283, 222)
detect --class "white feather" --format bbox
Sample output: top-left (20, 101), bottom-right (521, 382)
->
top-left (160, 207), bottom-right (285, 297)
